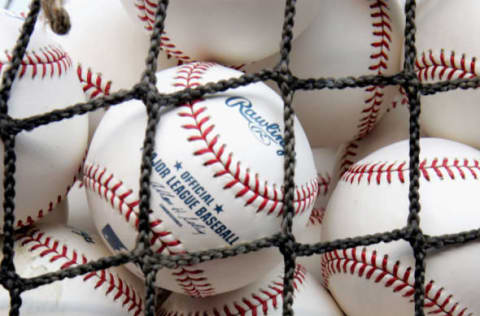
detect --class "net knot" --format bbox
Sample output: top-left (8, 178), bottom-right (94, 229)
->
top-left (278, 232), bottom-right (297, 260)
top-left (0, 115), bottom-right (19, 138)
top-left (0, 270), bottom-right (23, 292)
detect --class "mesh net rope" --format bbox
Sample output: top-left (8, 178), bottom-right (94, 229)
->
top-left (1, 0), bottom-right (479, 315)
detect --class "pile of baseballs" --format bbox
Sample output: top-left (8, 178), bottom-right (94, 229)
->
top-left (1, 0), bottom-right (479, 315)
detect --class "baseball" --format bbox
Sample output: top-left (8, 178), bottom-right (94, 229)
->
top-left (83, 62), bottom-right (318, 296)
top-left (157, 263), bottom-right (344, 316)
top-left (0, 223), bottom-right (145, 315)
top-left (120, 0), bottom-right (322, 65)
top-left (289, 0), bottom-right (404, 147)
top-left (322, 138), bottom-right (480, 315)
top-left (0, 10), bottom-right (89, 232)
top-left (415, 0), bottom-right (480, 149)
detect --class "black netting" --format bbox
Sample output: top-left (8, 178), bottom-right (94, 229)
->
top-left (1, 0), bottom-right (479, 315)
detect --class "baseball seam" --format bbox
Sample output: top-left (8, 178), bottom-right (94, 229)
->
top-left (0, 45), bottom-right (72, 79)
top-left (308, 208), bottom-right (324, 226)
top-left (82, 163), bottom-right (216, 298)
top-left (133, 0), bottom-right (193, 64)
top-left (391, 86), bottom-right (409, 109)
top-left (317, 172), bottom-right (331, 197)
top-left (308, 172), bottom-right (330, 226)
top-left (338, 142), bottom-right (360, 181)
top-left (77, 64), bottom-right (112, 99)
top-left (357, 0), bottom-right (393, 139)
top-left (342, 158), bottom-right (480, 185)
top-left (18, 228), bottom-right (143, 316)
top-left (416, 50), bottom-right (478, 82)
top-left (176, 62), bottom-right (318, 217)
top-left (322, 248), bottom-right (470, 316)
top-left (157, 264), bottom-right (307, 316)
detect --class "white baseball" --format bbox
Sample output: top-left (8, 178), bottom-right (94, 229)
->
top-left (120, 0), bottom-right (322, 65)
top-left (83, 62), bottom-right (318, 296)
top-left (289, 0), bottom-right (404, 147)
top-left (415, 0), bottom-right (480, 149)
top-left (322, 138), bottom-right (480, 315)
top-left (0, 223), bottom-right (145, 315)
top-left (50, 0), bottom-right (178, 140)
top-left (157, 263), bottom-right (344, 316)
top-left (296, 147), bottom-right (336, 283)
top-left (0, 10), bottom-right (88, 231)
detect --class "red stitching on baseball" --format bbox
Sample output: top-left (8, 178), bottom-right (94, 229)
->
top-left (0, 45), bottom-right (72, 79)
top-left (308, 207), bottom-right (325, 226)
top-left (338, 141), bottom-right (360, 181)
top-left (391, 86), bottom-right (409, 109)
top-left (77, 64), bottom-right (112, 99)
top-left (317, 172), bottom-right (331, 197)
top-left (83, 163), bottom-right (216, 298)
top-left (157, 264), bottom-right (307, 316)
top-left (416, 49), bottom-right (478, 82)
top-left (342, 158), bottom-right (480, 185)
top-left (172, 267), bottom-right (216, 297)
top-left (18, 228), bottom-right (143, 316)
top-left (357, 0), bottom-right (393, 139)
top-left (322, 248), bottom-right (471, 316)
top-left (134, 0), bottom-right (190, 63)
top-left (175, 62), bottom-right (318, 217)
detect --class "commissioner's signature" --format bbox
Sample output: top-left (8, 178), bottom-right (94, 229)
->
top-left (153, 182), bottom-right (206, 235)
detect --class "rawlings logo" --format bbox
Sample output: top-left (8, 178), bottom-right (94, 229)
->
top-left (225, 96), bottom-right (286, 156)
